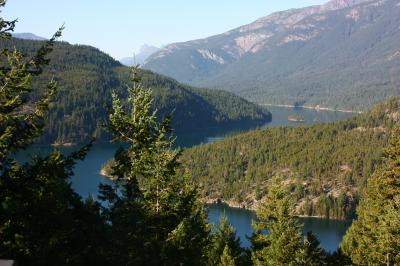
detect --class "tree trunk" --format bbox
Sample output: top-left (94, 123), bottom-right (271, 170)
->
top-left (387, 252), bottom-right (390, 266)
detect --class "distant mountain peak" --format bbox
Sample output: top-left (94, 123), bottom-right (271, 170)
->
top-left (323, 0), bottom-right (375, 10)
top-left (138, 44), bottom-right (157, 52)
top-left (120, 44), bottom-right (159, 66)
top-left (248, 0), bottom-right (377, 30)
top-left (12, 32), bottom-right (46, 41)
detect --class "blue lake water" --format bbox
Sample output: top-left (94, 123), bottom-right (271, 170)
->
top-left (208, 203), bottom-right (351, 253)
top-left (174, 105), bottom-right (355, 147)
top-left (16, 106), bottom-right (355, 252)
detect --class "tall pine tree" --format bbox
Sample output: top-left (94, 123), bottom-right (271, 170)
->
top-left (341, 128), bottom-right (400, 265)
top-left (207, 214), bottom-right (245, 266)
top-left (298, 232), bottom-right (327, 266)
top-left (0, 3), bottom-right (108, 264)
top-left (251, 176), bottom-right (303, 266)
top-left (99, 66), bottom-right (210, 265)
top-left (220, 245), bottom-right (236, 266)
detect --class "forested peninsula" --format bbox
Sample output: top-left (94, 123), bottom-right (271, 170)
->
top-left (179, 98), bottom-right (400, 219)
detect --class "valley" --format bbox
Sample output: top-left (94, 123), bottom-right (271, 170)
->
top-left (2, 0), bottom-right (400, 264)
top-left (17, 106), bottom-right (355, 252)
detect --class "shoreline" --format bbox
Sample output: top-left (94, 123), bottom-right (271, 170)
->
top-left (99, 173), bottom-right (350, 221)
top-left (206, 198), bottom-right (350, 221)
top-left (205, 198), bottom-right (256, 211)
top-left (99, 169), bottom-right (118, 181)
top-left (260, 103), bottom-right (363, 114)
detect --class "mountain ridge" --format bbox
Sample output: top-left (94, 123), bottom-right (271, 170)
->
top-left (12, 32), bottom-right (47, 41)
top-left (144, 0), bottom-right (400, 110)
top-left (0, 37), bottom-right (270, 144)
top-left (145, 0), bottom-right (377, 71)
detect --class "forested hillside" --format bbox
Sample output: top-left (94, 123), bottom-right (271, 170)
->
top-left (180, 97), bottom-right (400, 219)
top-left (0, 38), bottom-right (270, 144)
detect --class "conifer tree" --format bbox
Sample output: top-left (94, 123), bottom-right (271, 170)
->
top-left (326, 249), bottom-right (351, 266)
top-left (220, 245), bottom-right (236, 266)
top-left (341, 128), bottom-right (400, 265)
top-left (298, 232), bottom-right (327, 266)
top-left (100, 66), bottom-right (209, 265)
top-left (0, 1), bottom-right (59, 163)
top-left (251, 176), bottom-right (303, 266)
top-left (208, 214), bottom-right (244, 266)
top-left (0, 2), bottom-right (108, 264)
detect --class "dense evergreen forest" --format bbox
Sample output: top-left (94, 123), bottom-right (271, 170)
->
top-left (0, 37), bottom-right (270, 145)
top-left (1, 3), bottom-right (399, 265)
top-left (180, 98), bottom-right (400, 219)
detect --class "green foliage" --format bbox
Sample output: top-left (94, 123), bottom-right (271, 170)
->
top-left (326, 250), bottom-right (352, 266)
top-left (208, 214), bottom-right (245, 266)
top-left (251, 177), bottom-right (303, 265)
top-left (0, 37), bottom-right (271, 145)
top-left (0, 146), bottom-right (109, 265)
top-left (0, 6), bottom-right (108, 265)
top-left (99, 67), bottom-right (210, 265)
top-left (220, 245), bottom-right (236, 266)
top-left (298, 232), bottom-right (327, 266)
top-left (0, 22), bottom-right (61, 162)
top-left (341, 128), bottom-right (400, 265)
top-left (181, 98), bottom-right (400, 218)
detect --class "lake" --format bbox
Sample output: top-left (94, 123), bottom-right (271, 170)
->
top-left (175, 105), bottom-right (355, 147)
top-left (208, 203), bottom-right (352, 253)
top-left (16, 106), bottom-right (355, 252)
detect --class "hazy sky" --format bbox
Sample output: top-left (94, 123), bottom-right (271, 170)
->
top-left (3, 0), bottom-right (327, 59)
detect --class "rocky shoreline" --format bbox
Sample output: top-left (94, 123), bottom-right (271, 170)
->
top-left (100, 168), bottom-right (347, 221)
top-left (288, 115), bottom-right (305, 122)
top-left (261, 103), bottom-right (363, 114)
top-left (204, 198), bottom-right (257, 211)
top-left (205, 197), bottom-right (348, 221)
top-left (99, 169), bottom-right (118, 181)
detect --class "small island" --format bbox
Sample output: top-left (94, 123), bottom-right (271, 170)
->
top-left (288, 115), bottom-right (305, 122)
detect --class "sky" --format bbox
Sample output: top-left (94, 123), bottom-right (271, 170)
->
top-left (3, 0), bottom-right (327, 59)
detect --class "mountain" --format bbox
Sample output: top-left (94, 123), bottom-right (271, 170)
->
top-left (144, 0), bottom-right (400, 110)
top-left (120, 44), bottom-right (160, 66)
top-left (12, 32), bottom-right (47, 41)
top-left (180, 96), bottom-right (400, 219)
top-left (0, 37), bottom-right (270, 144)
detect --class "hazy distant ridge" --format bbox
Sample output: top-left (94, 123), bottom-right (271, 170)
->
top-left (120, 44), bottom-right (160, 66)
top-left (12, 32), bottom-right (46, 41)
